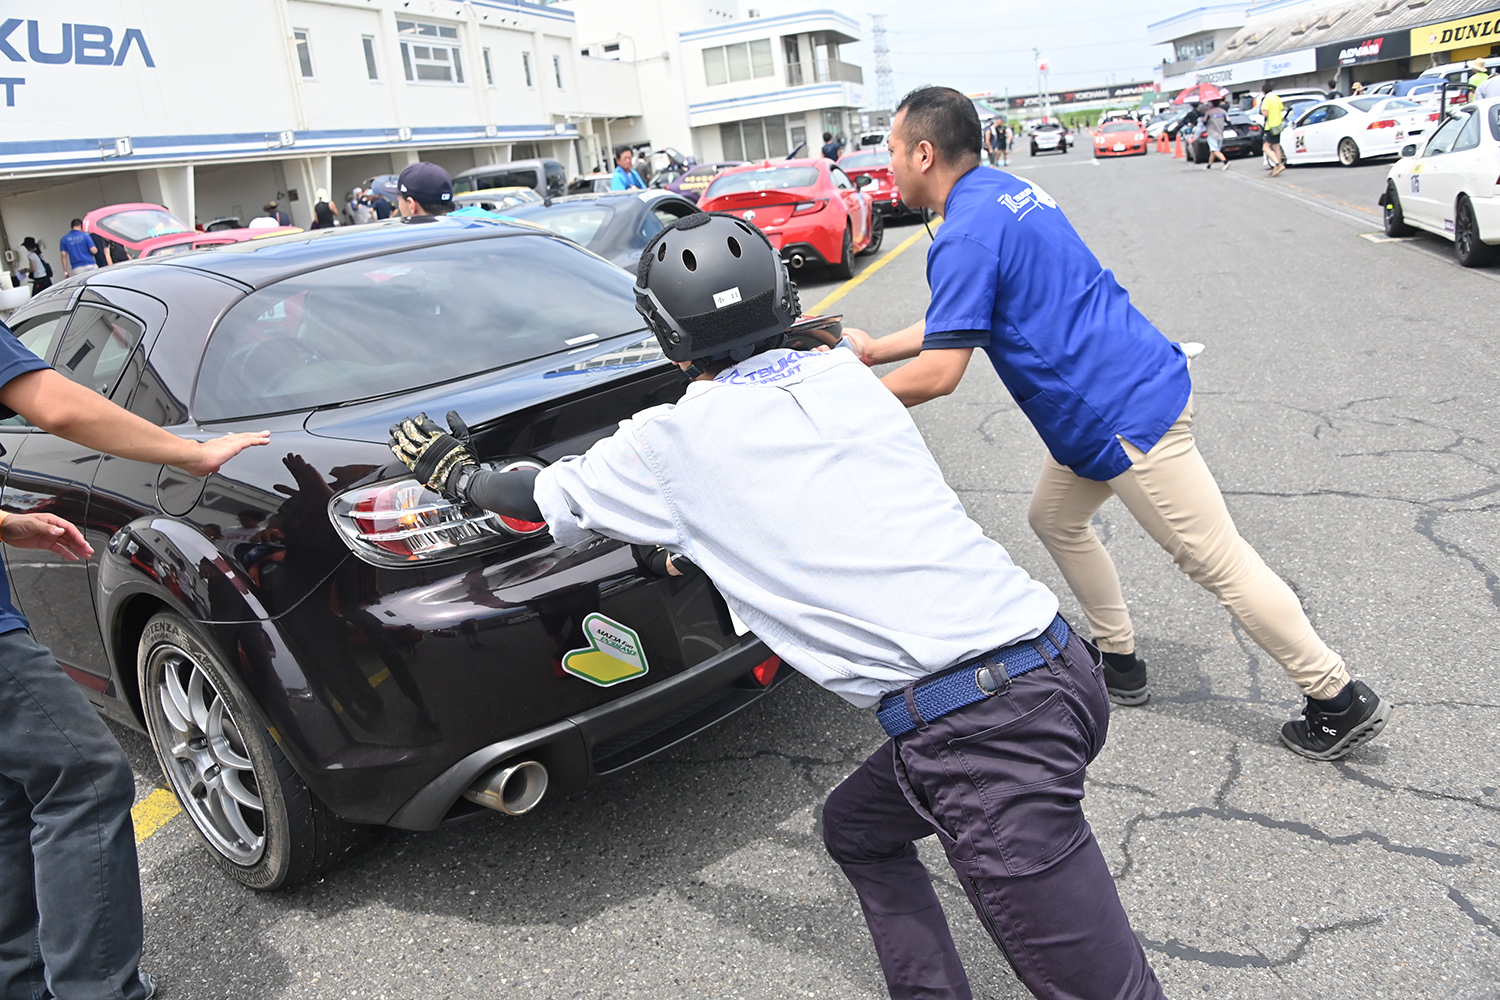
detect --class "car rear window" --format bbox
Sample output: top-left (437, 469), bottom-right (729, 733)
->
top-left (501, 204), bottom-right (613, 244)
top-left (705, 167), bottom-right (820, 198)
top-left (841, 151), bottom-right (891, 168)
top-left (453, 169), bottom-right (538, 194)
top-left (97, 209), bottom-right (190, 242)
top-left (194, 235), bottom-right (641, 421)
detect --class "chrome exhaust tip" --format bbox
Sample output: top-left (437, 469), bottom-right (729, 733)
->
top-left (463, 760), bottom-right (549, 816)
top-left (789, 253), bottom-right (805, 269)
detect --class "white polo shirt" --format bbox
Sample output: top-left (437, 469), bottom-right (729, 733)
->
top-left (533, 347), bottom-right (1058, 708)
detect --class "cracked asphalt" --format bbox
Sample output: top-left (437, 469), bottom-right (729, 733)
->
top-left (117, 149), bottom-right (1500, 999)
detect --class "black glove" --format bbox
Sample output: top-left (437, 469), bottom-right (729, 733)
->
top-left (633, 544), bottom-right (699, 579)
top-left (389, 411), bottom-right (478, 499)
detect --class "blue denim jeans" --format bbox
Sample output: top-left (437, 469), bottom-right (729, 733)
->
top-left (822, 631), bottom-right (1166, 1000)
top-left (0, 629), bottom-right (149, 1000)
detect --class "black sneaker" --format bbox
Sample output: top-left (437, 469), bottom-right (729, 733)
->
top-left (1101, 651), bottom-right (1150, 706)
top-left (1280, 680), bottom-right (1392, 761)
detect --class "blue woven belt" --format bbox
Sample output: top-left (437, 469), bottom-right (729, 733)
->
top-left (876, 616), bottom-right (1070, 739)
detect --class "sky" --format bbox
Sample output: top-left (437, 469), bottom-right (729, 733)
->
top-left (749, 0), bottom-right (1195, 102)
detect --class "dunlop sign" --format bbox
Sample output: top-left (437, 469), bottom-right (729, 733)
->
top-left (1410, 9), bottom-right (1500, 56)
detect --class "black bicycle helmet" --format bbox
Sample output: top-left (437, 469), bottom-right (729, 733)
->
top-left (634, 212), bottom-right (800, 365)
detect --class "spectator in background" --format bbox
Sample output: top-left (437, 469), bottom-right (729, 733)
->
top-left (348, 187), bottom-right (374, 225)
top-left (1468, 58), bottom-right (1489, 90)
top-left (394, 162), bottom-right (456, 217)
top-left (1203, 98), bottom-right (1230, 170)
top-left (1326, 79), bottom-right (1342, 98)
top-left (311, 189), bottom-right (336, 229)
top-left (1260, 82), bottom-right (1287, 177)
top-left (610, 147), bottom-right (645, 191)
top-left (368, 190), bottom-right (394, 220)
top-left (264, 201), bottom-right (291, 226)
top-left (1476, 70), bottom-right (1500, 99)
top-left (20, 237), bottom-right (52, 294)
top-left (58, 220), bottom-right (100, 279)
top-left (1350, 80), bottom-right (1365, 96)
top-left (821, 131), bottom-right (843, 159)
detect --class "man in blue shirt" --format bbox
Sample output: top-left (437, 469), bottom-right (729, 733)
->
top-left (821, 131), bottom-right (844, 160)
top-left (845, 86), bottom-right (1391, 762)
top-left (0, 324), bottom-right (268, 999)
top-left (609, 147), bottom-right (645, 190)
top-left (58, 219), bottom-right (100, 278)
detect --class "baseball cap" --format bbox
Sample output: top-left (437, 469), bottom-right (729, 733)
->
top-left (398, 162), bottom-right (453, 207)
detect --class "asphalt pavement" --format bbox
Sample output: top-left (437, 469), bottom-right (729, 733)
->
top-left (116, 146), bottom-right (1500, 999)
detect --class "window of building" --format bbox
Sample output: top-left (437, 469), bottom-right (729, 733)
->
top-left (362, 35), bottom-right (379, 80)
top-left (719, 115), bottom-right (788, 160)
top-left (483, 47), bottom-right (494, 86)
top-left (522, 51), bottom-right (533, 88)
top-left (397, 19), bottom-right (464, 84)
top-left (293, 29), bottom-right (315, 79)
top-left (703, 39), bottom-right (774, 86)
top-left (553, 54), bottom-right (563, 89)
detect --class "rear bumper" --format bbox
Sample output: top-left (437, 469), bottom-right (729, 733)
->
top-left (1471, 192), bottom-right (1500, 244)
top-left (779, 242), bottom-right (829, 266)
top-left (387, 633), bottom-right (787, 830)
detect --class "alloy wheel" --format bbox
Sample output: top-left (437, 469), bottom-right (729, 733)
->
top-left (146, 642), bottom-right (266, 864)
top-left (1338, 138), bottom-right (1360, 167)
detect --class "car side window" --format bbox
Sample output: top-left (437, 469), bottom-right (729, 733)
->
top-left (0, 313), bottom-right (68, 427)
top-left (639, 210), bottom-right (665, 242)
top-left (1452, 110), bottom-right (1482, 152)
top-left (1491, 105), bottom-right (1500, 142)
top-left (51, 306), bottom-right (147, 398)
top-left (1324, 106), bottom-right (1348, 121)
top-left (653, 203), bottom-right (697, 226)
top-left (1424, 115), bottom-right (1466, 156)
top-left (831, 167), bottom-right (855, 191)
top-left (1301, 107), bottom-right (1330, 126)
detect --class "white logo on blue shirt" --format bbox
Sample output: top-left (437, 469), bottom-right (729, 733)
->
top-left (997, 181), bottom-right (1058, 219)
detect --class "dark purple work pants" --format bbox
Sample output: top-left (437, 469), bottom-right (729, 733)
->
top-left (822, 632), bottom-right (1166, 1000)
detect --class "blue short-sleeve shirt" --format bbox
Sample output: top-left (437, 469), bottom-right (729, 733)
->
top-left (59, 229), bottom-right (97, 269)
top-left (610, 166), bottom-right (645, 191)
top-left (0, 322), bottom-right (54, 633)
top-left (923, 166), bottom-right (1191, 481)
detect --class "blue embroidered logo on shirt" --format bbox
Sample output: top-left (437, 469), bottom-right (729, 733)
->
top-left (720, 354), bottom-right (805, 385)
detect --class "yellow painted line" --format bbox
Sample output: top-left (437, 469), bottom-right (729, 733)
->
top-left (132, 787), bottom-right (182, 845)
top-left (808, 219), bottom-right (941, 314)
top-left (368, 666), bottom-right (391, 689)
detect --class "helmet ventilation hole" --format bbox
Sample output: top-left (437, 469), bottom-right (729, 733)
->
top-left (682, 248), bottom-right (697, 271)
top-left (734, 220), bottom-right (755, 236)
top-left (727, 237), bottom-right (742, 258)
top-left (657, 242), bottom-right (667, 262)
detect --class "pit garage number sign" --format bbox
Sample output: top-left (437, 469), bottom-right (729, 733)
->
top-left (562, 613), bottom-right (650, 686)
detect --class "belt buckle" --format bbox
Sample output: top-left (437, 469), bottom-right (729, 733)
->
top-left (975, 660), bottom-right (1009, 696)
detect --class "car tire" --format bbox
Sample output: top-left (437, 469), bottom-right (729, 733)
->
top-left (1455, 197), bottom-right (1497, 267)
top-left (1030, 145), bottom-right (1037, 156)
top-left (1383, 184), bottom-right (1414, 237)
top-left (829, 224), bottom-right (854, 279)
top-left (138, 612), bottom-right (363, 890)
top-left (857, 211), bottom-right (884, 257)
top-left (1338, 137), bottom-right (1361, 167)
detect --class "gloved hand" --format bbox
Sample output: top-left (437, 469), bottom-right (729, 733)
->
top-left (389, 411), bottom-right (478, 499)
top-left (633, 544), bottom-right (700, 579)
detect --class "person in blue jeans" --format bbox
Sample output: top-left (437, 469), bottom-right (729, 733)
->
top-left (58, 220), bottom-right (100, 278)
top-left (388, 213), bottom-right (1166, 1000)
top-left (0, 323), bottom-right (268, 1000)
top-left (609, 147), bottom-right (645, 190)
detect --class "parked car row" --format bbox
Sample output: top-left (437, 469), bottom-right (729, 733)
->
top-left (1382, 97), bottom-right (1500, 268)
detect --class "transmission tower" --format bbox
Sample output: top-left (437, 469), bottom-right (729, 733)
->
top-left (871, 15), bottom-right (894, 111)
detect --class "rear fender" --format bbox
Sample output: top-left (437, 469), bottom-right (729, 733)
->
top-left (98, 516), bottom-right (336, 768)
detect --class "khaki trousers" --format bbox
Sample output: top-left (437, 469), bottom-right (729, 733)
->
top-left (1026, 396), bottom-right (1351, 700)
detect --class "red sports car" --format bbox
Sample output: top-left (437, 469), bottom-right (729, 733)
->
top-left (1093, 120), bottom-right (1149, 157)
top-left (698, 158), bottom-right (880, 278)
top-left (838, 148), bottom-right (925, 220)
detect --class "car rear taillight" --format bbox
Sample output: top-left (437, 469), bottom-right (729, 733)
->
top-left (329, 463), bottom-right (546, 566)
top-left (1367, 119), bottom-right (1398, 130)
top-left (750, 655), bottom-right (781, 686)
top-left (1428, 112), bottom-right (1441, 121)
top-left (792, 200), bottom-right (826, 215)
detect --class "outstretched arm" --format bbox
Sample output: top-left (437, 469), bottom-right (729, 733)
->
top-left (0, 369), bottom-right (269, 476)
top-left (879, 347), bottom-right (974, 407)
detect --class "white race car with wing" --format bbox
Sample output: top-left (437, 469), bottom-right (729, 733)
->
top-left (1382, 98), bottom-right (1500, 267)
top-left (1283, 96), bottom-right (1438, 167)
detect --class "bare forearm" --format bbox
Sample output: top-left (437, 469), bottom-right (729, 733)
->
top-left (867, 320), bottom-right (927, 364)
top-left (1, 370), bottom-right (205, 468)
top-left (879, 347), bottom-right (973, 407)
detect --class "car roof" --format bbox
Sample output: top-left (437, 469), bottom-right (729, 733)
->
top-left (539, 190), bottom-right (692, 206)
top-left (139, 215), bottom-right (556, 290)
top-left (453, 159), bottom-right (560, 178)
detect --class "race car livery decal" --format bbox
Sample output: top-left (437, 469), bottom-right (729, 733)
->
top-left (1295, 134), bottom-right (1307, 152)
top-left (1411, 174), bottom-right (1421, 195)
top-left (562, 613), bottom-right (650, 686)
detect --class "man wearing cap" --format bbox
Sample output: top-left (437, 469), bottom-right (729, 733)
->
top-left (396, 162), bottom-right (456, 216)
top-left (264, 201), bottom-right (291, 227)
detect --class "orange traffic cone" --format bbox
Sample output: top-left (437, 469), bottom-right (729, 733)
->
top-left (1173, 132), bottom-right (1184, 159)
top-left (1156, 132), bottom-right (1167, 153)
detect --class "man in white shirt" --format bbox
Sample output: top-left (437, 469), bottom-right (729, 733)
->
top-left (389, 213), bottom-right (1166, 1000)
